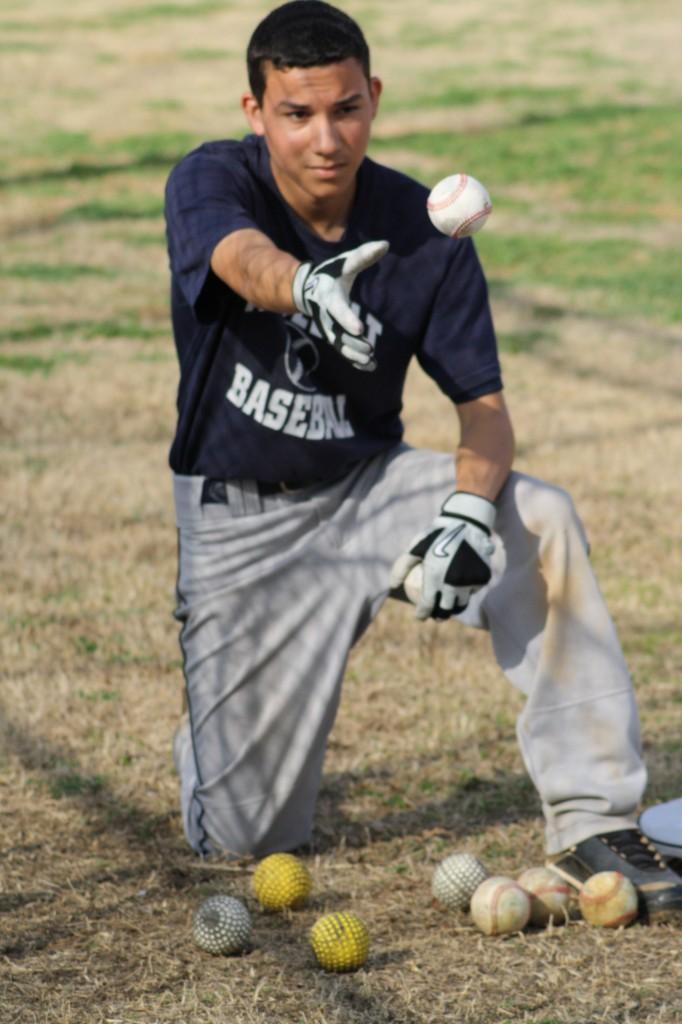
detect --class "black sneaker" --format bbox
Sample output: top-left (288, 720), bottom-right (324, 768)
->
top-left (548, 828), bottom-right (682, 923)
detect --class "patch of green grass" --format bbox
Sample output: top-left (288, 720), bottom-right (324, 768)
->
top-left (0, 323), bottom-right (59, 342)
top-left (50, 771), bottom-right (105, 799)
top-left (113, 131), bottom-right (197, 161)
top-left (42, 130), bottom-right (93, 159)
top-left (21, 3), bottom-right (224, 32)
top-left (146, 99), bottom-right (184, 111)
top-left (479, 233), bottom-right (682, 324)
top-left (0, 262), bottom-right (112, 281)
top-left (133, 350), bottom-right (173, 363)
top-left (103, 1), bottom-right (224, 27)
top-left (78, 689), bottom-right (120, 703)
top-left (46, 583), bottom-right (82, 601)
top-left (0, 319), bottom-right (166, 343)
top-left (384, 81), bottom-right (583, 113)
top-left (60, 196), bottom-right (164, 222)
top-left (396, 18), bottom-right (483, 48)
top-left (75, 636), bottom-right (98, 655)
top-left (24, 455), bottom-right (49, 474)
top-left (123, 232), bottom-right (165, 247)
top-left (371, 102), bottom-right (682, 213)
top-left (0, 354), bottom-right (59, 375)
top-left (497, 329), bottom-right (555, 354)
top-left (0, 40), bottom-right (49, 53)
top-left (85, 319), bottom-right (167, 340)
top-left (625, 626), bottom-right (682, 658)
top-left (2, 131), bottom-right (195, 186)
top-left (0, 21), bottom-right (44, 31)
top-left (563, 47), bottom-right (628, 71)
top-left (180, 47), bottom-right (226, 60)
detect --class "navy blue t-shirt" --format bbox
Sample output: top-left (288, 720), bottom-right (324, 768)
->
top-left (164, 135), bottom-right (502, 483)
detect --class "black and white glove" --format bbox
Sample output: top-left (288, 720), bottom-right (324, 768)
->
top-left (390, 492), bottom-right (496, 621)
top-left (292, 240), bottom-right (389, 371)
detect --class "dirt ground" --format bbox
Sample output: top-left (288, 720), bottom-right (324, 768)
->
top-left (1, 2), bottom-right (682, 1022)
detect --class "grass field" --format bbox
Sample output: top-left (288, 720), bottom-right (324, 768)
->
top-left (1, 1), bottom-right (682, 1021)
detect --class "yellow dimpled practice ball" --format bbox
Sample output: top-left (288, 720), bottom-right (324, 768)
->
top-left (252, 853), bottom-right (312, 910)
top-left (309, 912), bottom-right (370, 972)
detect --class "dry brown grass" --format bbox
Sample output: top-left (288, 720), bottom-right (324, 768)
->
top-left (2, 2), bottom-right (682, 1022)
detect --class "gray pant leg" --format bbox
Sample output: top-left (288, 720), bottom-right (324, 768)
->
top-left (173, 473), bottom-right (368, 856)
top-left (478, 472), bottom-right (645, 853)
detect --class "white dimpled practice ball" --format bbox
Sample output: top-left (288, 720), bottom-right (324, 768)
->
top-left (470, 876), bottom-right (531, 936)
top-left (427, 173), bottom-right (493, 238)
top-left (432, 852), bottom-right (489, 911)
top-left (192, 894), bottom-right (252, 955)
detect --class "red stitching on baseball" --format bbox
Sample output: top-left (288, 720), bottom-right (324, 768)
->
top-left (426, 174), bottom-right (468, 211)
top-left (489, 880), bottom-right (517, 934)
top-left (452, 203), bottom-right (493, 238)
top-left (581, 876), bottom-right (621, 906)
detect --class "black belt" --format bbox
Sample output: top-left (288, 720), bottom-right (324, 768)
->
top-left (201, 478), bottom-right (317, 505)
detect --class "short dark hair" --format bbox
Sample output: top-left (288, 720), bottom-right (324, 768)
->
top-left (247, 1), bottom-right (371, 104)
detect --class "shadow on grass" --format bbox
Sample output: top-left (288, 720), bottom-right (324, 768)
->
top-left (312, 763), bottom-right (539, 854)
top-left (0, 153), bottom-right (182, 189)
top-left (1, 694), bottom-right (536, 864)
top-left (0, 705), bottom-right (179, 852)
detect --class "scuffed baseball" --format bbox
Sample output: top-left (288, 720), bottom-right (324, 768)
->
top-left (517, 867), bottom-right (574, 926)
top-left (427, 173), bottom-right (493, 238)
top-left (470, 876), bottom-right (531, 936)
top-left (432, 852), bottom-right (489, 911)
top-left (578, 871), bottom-right (639, 928)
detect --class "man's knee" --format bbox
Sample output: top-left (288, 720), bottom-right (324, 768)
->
top-left (508, 473), bottom-right (587, 548)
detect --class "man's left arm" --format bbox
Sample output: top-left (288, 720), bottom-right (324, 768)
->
top-left (390, 390), bottom-right (514, 620)
top-left (455, 390), bottom-right (514, 500)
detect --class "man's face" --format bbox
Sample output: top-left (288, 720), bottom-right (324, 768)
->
top-left (242, 58), bottom-right (381, 210)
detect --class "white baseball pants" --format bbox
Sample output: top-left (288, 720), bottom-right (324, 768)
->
top-left (172, 445), bottom-right (645, 857)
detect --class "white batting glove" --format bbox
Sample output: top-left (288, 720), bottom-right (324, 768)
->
top-left (292, 240), bottom-right (389, 371)
top-left (390, 492), bottom-right (496, 621)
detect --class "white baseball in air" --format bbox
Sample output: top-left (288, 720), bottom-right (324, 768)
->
top-left (427, 173), bottom-right (493, 238)
top-left (404, 563), bottom-right (423, 604)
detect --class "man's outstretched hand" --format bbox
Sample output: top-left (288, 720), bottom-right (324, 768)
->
top-left (292, 240), bottom-right (389, 371)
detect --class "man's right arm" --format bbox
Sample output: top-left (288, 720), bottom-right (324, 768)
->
top-left (210, 227), bottom-right (299, 313)
top-left (209, 228), bottom-right (389, 370)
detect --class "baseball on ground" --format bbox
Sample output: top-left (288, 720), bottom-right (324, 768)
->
top-left (309, 911), bottom-right (370, 972)
top-left (517, 867), bottom-right (574, 926)
top-left (578, 870), bottom-right (639, 928)
top-left (432, 852), bottom-right (489, 911)
top-left (427, 173), bottom-right (493, 238)
top-left (252, 852), bottom-right (312, 910)
top-left (192, 894), bottom-right (252, 955)
top-left (470, 876), bottom-right (531, 936)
